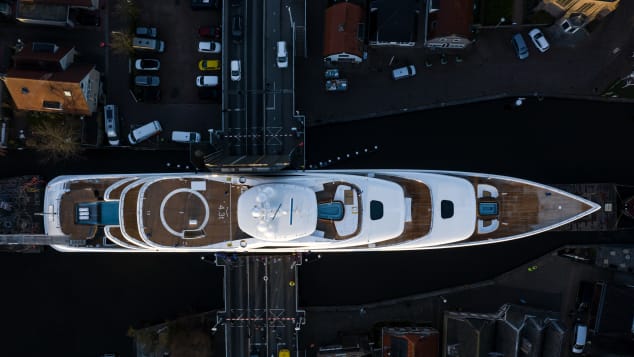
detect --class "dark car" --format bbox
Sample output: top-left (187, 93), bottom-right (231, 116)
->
top-left (191, 0), bottom-right (220, 9)
top-left (198, 87), bottom-right (220, 102)
top-left (73, 9), bottom-right (100, 26)
top-left (198, 25), bottom-right (221, 40)
top-left (231, 15), bottom-right (243, 42)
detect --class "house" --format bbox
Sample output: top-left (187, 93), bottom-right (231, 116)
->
top-left (424, 0), bottom-right (475, 49)
top-left (4, 42), bottom-right (100, 115)
top-left (368, 0), bottom-right (422, 47)
top-left (16, 0), bottom-right (98, 27)
top-left (443, 304), bottom-right (565, 357)
top-left (538, 0), bottom-right (620, 34)
top-left (381, 326), bottom-right (439, 357)
top-left (323, 2), bottom-right (365, 63)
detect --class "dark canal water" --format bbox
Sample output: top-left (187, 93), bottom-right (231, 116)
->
top-left (1, 97), bottom-right (633, 356)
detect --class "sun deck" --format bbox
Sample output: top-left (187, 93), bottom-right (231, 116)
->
top-left (463, 176), bottom-right (596, 242)
top-left (132, 177), bottom-right (249, 248)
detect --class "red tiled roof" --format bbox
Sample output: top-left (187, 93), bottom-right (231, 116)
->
top-left (428, 0), bottom-right (474, 39)
top-left (13, 42), bottom-right (74, 63)
top-left (20, 0), bottom-right (94, 6)
top-left (323, 2), bottom-right (364, 58)
top-left (5, 63), bottom-right (96, 114)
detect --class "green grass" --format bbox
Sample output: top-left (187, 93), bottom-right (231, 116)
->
top-left (602, 77), bottom-right (634, 98)
top-left (481, 0), bottom-right (514, 26)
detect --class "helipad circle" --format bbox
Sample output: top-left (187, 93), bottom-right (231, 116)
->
top-left (159, 188), bottom-right (210, 237)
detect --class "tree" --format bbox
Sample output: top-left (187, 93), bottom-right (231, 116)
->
top-left (110, 31), bottom-right (134, 56)
top-left (114, 0), bottom-right (139, 23)
top-left (26, 113), bottom-right (83, 163)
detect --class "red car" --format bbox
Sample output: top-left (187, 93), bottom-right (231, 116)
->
top-left (198, 26), bottom-right (221, 40)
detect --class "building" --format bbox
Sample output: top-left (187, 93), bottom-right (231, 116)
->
top-left (323, 2), bottom-right (365, 63)
top-left (368, 0), bottom-right (422, 47)
top-left (537, 0), bottom-right (620, 34)
top-left (3, 42), bottom-right (100, 115)
top-left (15, 0), bottom-right (98, 27)
top-left (424, 0), bottom-right (475, 50)
top-left (382, 326), bottom-right (439, 357)
top-left (443, 304), bottom-right (565, 357)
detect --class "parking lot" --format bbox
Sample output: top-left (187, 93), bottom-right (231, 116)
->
top-left (105, 0), bottom-right (224, 148)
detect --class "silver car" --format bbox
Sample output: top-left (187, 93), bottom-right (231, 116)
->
top-left (134, 75), bottom-right (160, 87)
top-left (135, 59), bottom-right (160, 71)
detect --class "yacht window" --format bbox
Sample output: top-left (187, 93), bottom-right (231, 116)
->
top-left (441, 200), bottom-right (454, 218)
top-left (370, 200), bottom-right (383, 220)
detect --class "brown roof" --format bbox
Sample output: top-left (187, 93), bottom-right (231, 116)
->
top-left (14, 43), bottom-right (74, 63)
top-left (4, 63), bottom-right (96, 114)
top-left (427, 0), bottom-right (474, 39)
top-left (323, 2), bottom-right (364, 58)
top-left (20, 0), bottom-right (94, 6)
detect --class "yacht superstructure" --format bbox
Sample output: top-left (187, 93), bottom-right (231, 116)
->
top-left (42, 170), bottom-right (601, 252)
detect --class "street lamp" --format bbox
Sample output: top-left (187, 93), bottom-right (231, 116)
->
top-left (496, 17), bottom-right (506, 28)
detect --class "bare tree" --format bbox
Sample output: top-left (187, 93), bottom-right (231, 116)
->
top-left (26, 113), bottom-right (83, 163)
top-left (114, 0), bottom-right (139, 23)
top-left (110, 31), bottom-right (134, 56)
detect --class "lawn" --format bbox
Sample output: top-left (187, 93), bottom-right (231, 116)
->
top-left (481, 0), bottom-right (514, 26)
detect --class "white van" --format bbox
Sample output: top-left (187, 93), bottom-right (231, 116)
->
top-left (571, 323), bottom-right (587, 354)
top-left (128, 120), bottom-right (162, 145)
top-left (132, 37), bottom-right (165, 53)
top-left (103, 104), bottom-right (120, 146)
top-left (171, 131), bottom-right (201, 143)
top-left (392, 65), bottom-right (416, 80)
top-left (277, 41), bottom-right (288, 68)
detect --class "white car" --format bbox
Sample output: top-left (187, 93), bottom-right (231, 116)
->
top-left (198, 41), bottom-right (221, 53)
top-left (528, 28), bottom-right (550, 53)
top-left (134, 59), bottom-right (160, 71)
top-left (230, 60), bottom-right (241, 81)
top-left (196, 75), bottom-right (219, 87)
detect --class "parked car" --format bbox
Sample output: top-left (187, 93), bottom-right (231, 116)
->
top-left (276, 41), bottom-right (288, 68)
top-left (103, 104), bottom-right (120, 146)
top-left (135, 59), bottom-right (160, 71)
top-left (324, 68), bottom-right (339, 79)
top-left (73, 9), bottom-right (100, 26)
top-left (198, 25), bottom-right (221, 40)
top-left (134, 75), bottom-right (160, 87)
top-left (325, 79), bottom-right (348, 92)
top-left (230, 60), bottom-right (241, 81)
top-left (171, 131), bottom-right (201, 143)
top-left (198, 59), bottom-right (220, 71)
top-left (571, 323), bottom-right (587, 354)
top-left (232, 15), bottom-right (243, 42)
top-left (135, 26), bottom-right (157, 38)
top-left (511, 33), bottom-right (529, 60)
top-left (198, 41), bottom-right (221, 53)
top-left (0, 1), bottom-right (12, 17)
top-left (198, 87), bottom-right (220, 102)
top-left (196, 75), bottom-right (219, 87)
top-left (528, 28), bottom-right (550, 53)
top-left (391, 65), bottom-right (416, 80)
top-left (128, 120), bottom-right (162, 145)
top-left (191, 0), bottom-right (220, 9)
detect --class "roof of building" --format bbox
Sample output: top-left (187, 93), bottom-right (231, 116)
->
top-left (427, 0), bottom-right (474, 40)
top-left (444, 304), bottom-right (564, 357)
top-left (369, 0), bottom-right (419, 44)
top-left (13, 42), bottom-right (75, 71)
top-left (323, 2), bottom-right (364, 57)
top-left (4, 63), bottom-right (96, 114)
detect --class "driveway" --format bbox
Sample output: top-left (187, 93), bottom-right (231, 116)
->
top-left (105, 0), bottom-right (223, 148)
